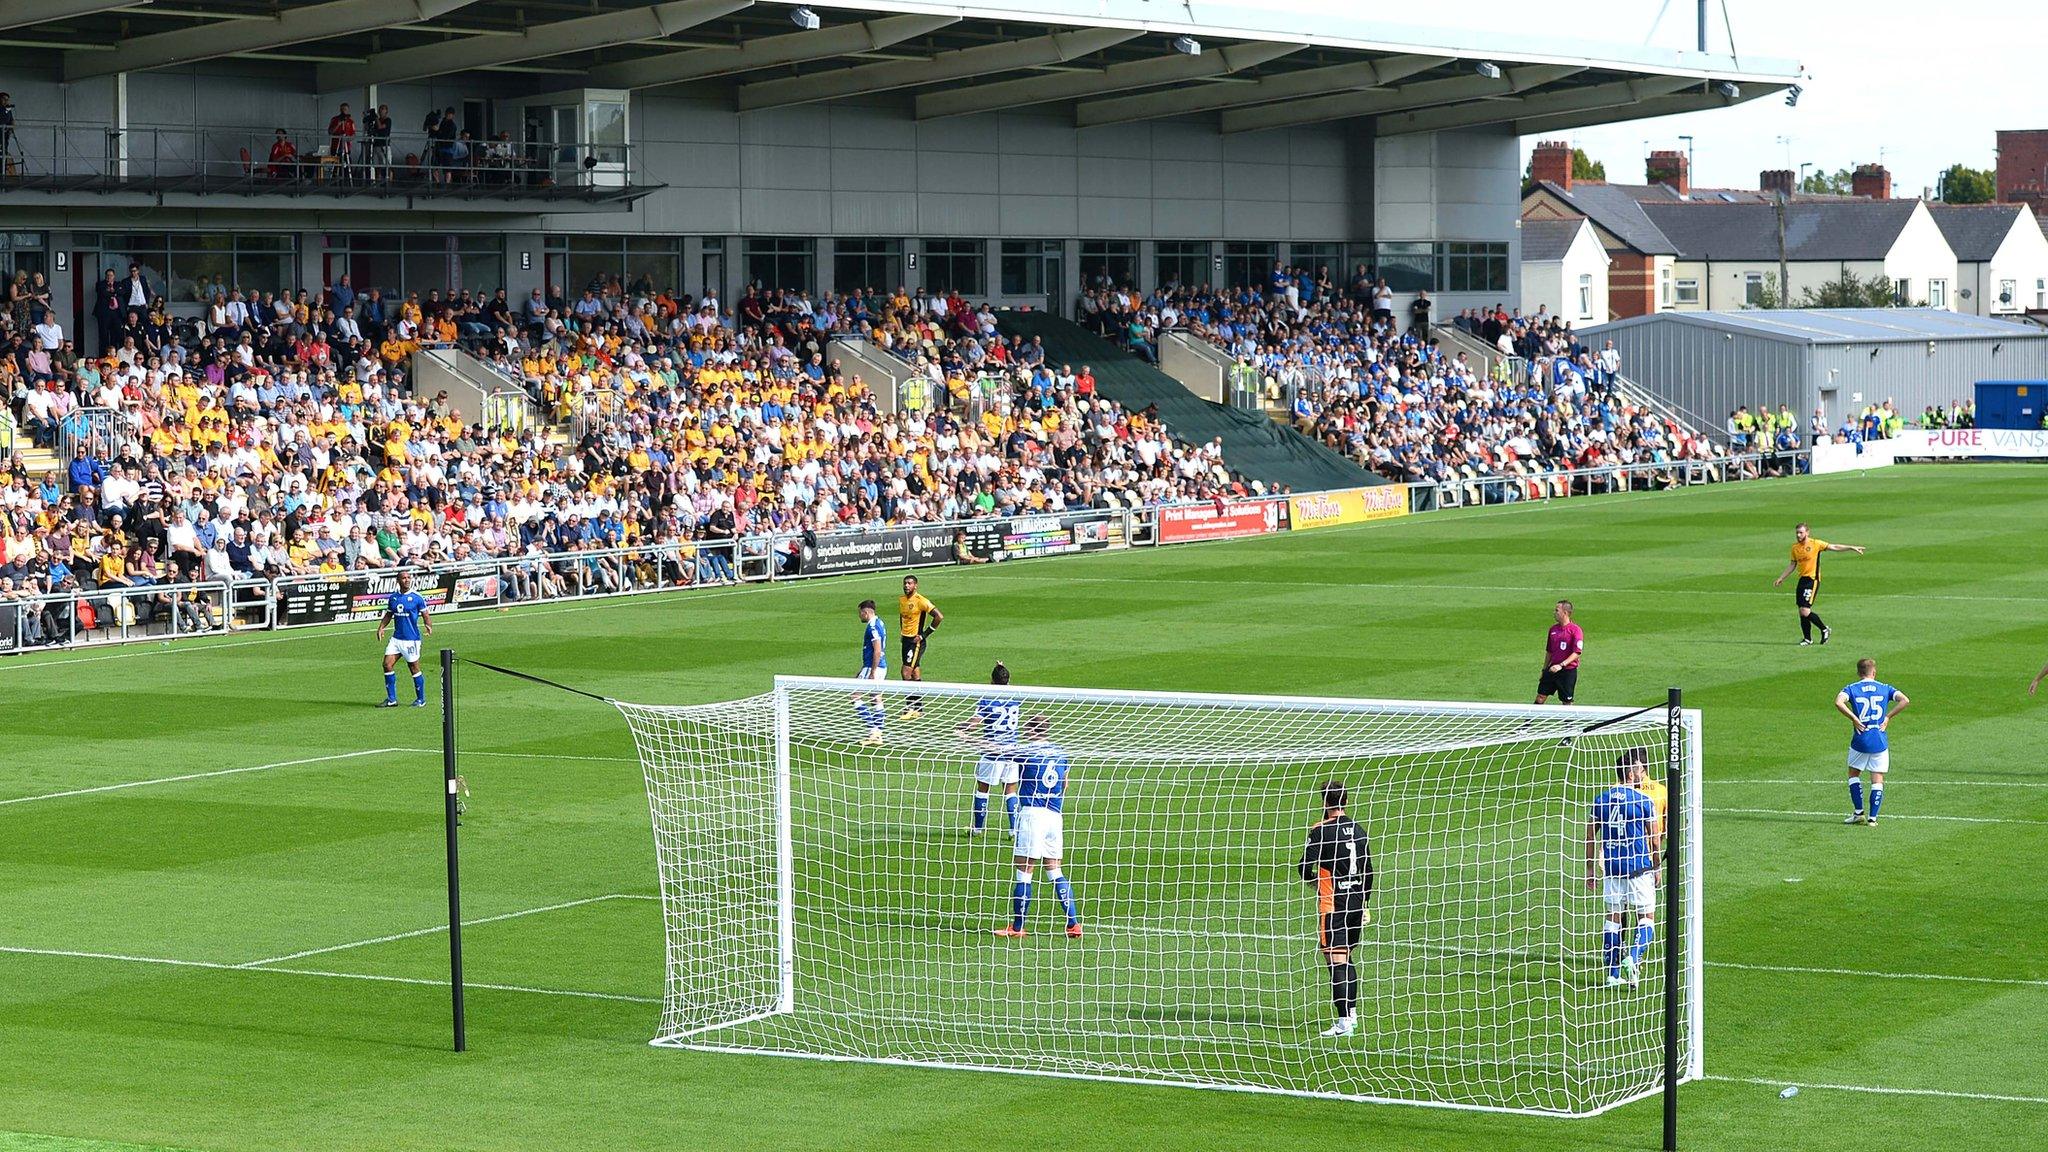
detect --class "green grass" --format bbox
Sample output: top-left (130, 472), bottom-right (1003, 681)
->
top-left (2, 464), bottom-right (2044, 1151)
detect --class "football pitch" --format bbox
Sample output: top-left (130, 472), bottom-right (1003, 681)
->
top-left (2, 464), bottom-right (2042, 1152)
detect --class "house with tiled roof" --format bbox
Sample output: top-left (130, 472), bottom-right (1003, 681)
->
top-left (1928, 203), bottom-right (2048, 316)
top-left (1522, 142), bottom-right (1967, 319)
top-left (1517, 216), bottom-right (1608, 323)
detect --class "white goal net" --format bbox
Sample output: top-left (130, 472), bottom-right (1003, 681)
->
top-left (616, 676), bottom-right (1703, 1116)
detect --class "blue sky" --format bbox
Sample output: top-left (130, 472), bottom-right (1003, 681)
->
top-left (1279, 0), bottom-right (2017, 195)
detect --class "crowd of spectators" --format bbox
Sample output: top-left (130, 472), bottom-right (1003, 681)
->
top-left (1078, 263), bottom-right (1724, 496)
top-left (260, 104), bottom-right (530, 188)
top-left (1, 258), bottom-right (1247, 643)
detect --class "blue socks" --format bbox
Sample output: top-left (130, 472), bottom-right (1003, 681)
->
top-left (1011, 872), bottom-right (1032, 930)
top-left (1869, 787), bottom-right (1884, 820)
top-left (1004, 793), bottom-right (1020, 829)
top-left (1050, 870), bottom-right (1078, 928)
top-left (1604, 924), bottom-right (1623, 977)
top-left (413, 673), bottom-right (425, 704)
top-left (1630, 922), bottom-right (1655, 967)
top-left (973, 793), bottom-right (989, 831)
top-left (1849, 778), bottom-right (1864, 815)
top-left (384, 671), bottom-right (398, 703)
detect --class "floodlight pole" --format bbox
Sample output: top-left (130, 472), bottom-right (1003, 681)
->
top-left (442, 646), bottom-right (467, 1053)
top-left (1663, 686), bottom-right (1683, 1150)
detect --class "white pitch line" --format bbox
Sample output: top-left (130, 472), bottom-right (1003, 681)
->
top-left (0, 582), bottom-right (770, 675)
top-left (960, 569), bottom-right (2048, 607)
top-left (395, 747), bottom-right (640, 764)
top-left (1706, 961), bottom-right (2048, 989)
top-left (1714, 779), bottom-right (2048, 789)
top-left (1703, 805), bottom-right (2047, 826)
top-left (0, 944), bottom-right (657, 1004)
top-left (237, 893), bottom-right (657, 968)
top-left (0, 748), bottom-right (405, 808)
top-left (1704, 1075), bottom-right (2048, 1106)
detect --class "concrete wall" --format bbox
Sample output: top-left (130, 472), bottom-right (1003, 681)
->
top-left (1373, 126), bottom-right (1521, 312)
top-left (1159, 331), bottom-right (1231, 404)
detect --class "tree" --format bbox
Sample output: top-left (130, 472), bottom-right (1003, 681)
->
top-left (1739, 270), bottom-right (1907, 310)
top-left (1799, 270), bottom-right (1903, 309)
top-left (1746, 272), bottom-right (1785, 310)
top-left (1937, 164), bottom-right (1997, 204)
top-left (1799, 167), bottom-right (1853, 196)
top-left (1523, 147), bottom-right (1605, 184)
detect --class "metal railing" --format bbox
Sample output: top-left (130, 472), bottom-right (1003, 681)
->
top-left (0, 577), bottom-right (268, 652)
top-left (1426, 449), bottom-right (1808, 508)
top-left (483, 390), bottom-right (534, 435)
top-left (0, 121), bottom-right (644, 199)
top-left (56, 407), bottom-right (136, 464)
top-left (5, 451), bottom-right (1818, 656)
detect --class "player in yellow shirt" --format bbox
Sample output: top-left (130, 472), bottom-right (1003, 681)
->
top-left (897, 574), bottom-right (943, 719)
top-left (1773, 522), bottom-right (1867, 646)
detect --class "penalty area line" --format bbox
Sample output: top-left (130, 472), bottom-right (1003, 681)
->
top-left (0, 748), bottom-right (407, 808)
top-left (1703, 805), bottom-right (2047, 826)
top-left (1704, 1075), bottom-right (2048, 1106)
top-left (237, 893), bottom-right (660, 968)
top-left (0, 944), bottom-right (658, 1005)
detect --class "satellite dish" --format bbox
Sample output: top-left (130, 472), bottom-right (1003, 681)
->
top-left (1959, 288), bottom-right (1973, 300)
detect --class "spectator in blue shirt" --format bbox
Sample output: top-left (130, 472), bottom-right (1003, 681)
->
top-left (67, 446), bottom-right (104, 492)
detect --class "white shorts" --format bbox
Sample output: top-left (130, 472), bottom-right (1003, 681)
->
top-left (1847, 749), bottom-right (1890, 774)
top-left (975, 754), bottom-right (1020, 787)
top-left (385, 638), bottom-right (423, 664)
top-left (856, 666), bottom-right (885, 681)
top-left (1603, 872), bottom-right (1656, 914)
top-left (1013, 805), bottom-right (1064, 860)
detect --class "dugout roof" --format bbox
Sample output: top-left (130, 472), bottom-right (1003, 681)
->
top-left (5, 0), bottom-right (1800, 132)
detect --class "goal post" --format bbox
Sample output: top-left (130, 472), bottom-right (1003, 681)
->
top-left (614, 677), bottom-right (1704, 1117)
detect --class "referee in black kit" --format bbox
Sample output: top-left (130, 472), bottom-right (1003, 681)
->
top-left (1299, 781), bottom-right (1374, 1038)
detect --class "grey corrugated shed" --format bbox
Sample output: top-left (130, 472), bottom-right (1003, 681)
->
top-left (1929, 204), bottom-right (2023, 261)
top-left (1532, 180), bottom-right (1678, 255)
top-left (1583, 308), bottom-right (2048, 439)
top-left (1639, 200), bottom-right (1919, 261)
top-left (1520, 217), bottom-right (1587, 262)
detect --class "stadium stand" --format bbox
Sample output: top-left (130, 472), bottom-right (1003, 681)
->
top-left (0, 269), bottom-right (1257, 644)
top-left (1102, 269), bottom-right (1736, 496)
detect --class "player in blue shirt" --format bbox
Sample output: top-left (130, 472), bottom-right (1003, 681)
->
top-left (957, 661), bottom-right (1022, 835)
top-left (1835, 657), bottom-right (1911, 826)
top-left (1586, 756), bottom-right (1662, 988)
top-left (994, 715), bottom-right (1081, 939)
top-left (376, 569), bottom-right (432, 708)
top-left (855, 600), bottom-right (887, 745)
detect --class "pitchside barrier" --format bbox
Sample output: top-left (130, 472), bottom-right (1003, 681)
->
top-left (3, 450), bottom-right (1808, 654)
top-left (1811, 428), bottom-right (2048, 474)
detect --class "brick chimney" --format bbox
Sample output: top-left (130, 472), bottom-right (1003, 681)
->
top-left (1995, 128), bottom-right (2048, 206)
top-left (1646, 149), bottom-right (1690, 196)
top-left (1530, 140), bottom-right (1574, 189)
top-left (1852, 163), bottom-right (1892, 200)
top-left (1760, 169), bottom-right (1795, 196)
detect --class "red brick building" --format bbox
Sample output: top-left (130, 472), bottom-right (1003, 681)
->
top-left (1997, 129), bottom-right (2048, 215)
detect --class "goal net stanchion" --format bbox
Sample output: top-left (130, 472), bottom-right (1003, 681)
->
top-left (613, 677), bottom-right (1704, 1121)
